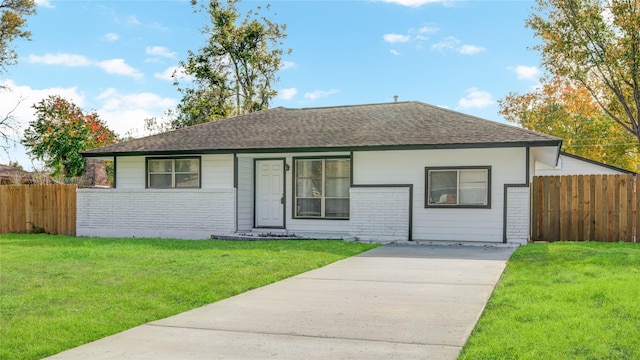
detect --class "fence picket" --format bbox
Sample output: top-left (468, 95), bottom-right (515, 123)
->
top-left (0, 184), bottom-right (77, 235)
top-left (531, 174), bottom-right (637, 242)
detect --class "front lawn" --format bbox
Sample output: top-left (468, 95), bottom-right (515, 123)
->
top-left (0, 234), bottom-right (377, 360)
top-left (460, 242), bottom-right (640, 359)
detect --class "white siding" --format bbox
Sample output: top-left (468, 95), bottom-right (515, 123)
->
top-left (115, 154), bottom-right (234, 190)
top-left (86, 148), bottom-right (534, 243)
top-left (201, 154), bottom-right (234, 188)
top-left (236, 157), bottom-right (253, 231)
top-left (350, 187), bottom-right (410, 242)
top-left (353, 148), bottom-right (527, 243)
top-left (236, 152), bottom-right (351, 236)
top-left (78, 154), bottom-right (236, 239)
top-left (535, 154), bottom-right (627, 176)
top-left (505, 186), bottom-right (530, 245)
top-left (77, 188), bottom-right (235, 239)
top-left (115, 156), bottom-right (145, 189)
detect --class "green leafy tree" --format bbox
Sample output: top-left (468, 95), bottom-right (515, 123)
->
top-left (1, 0), bottom-right (35, 76)
top-left (171, 0), bottom-right (289, 129)
top-left (500, 76), bottom-right (639, 172)
top-left (22, 95), bottom-right (117, 177)
top-left (8, 159), bottom-right (21, 169)
top-left (527, 0), bottom-right (640, 144)
top-left (1, 0), bottom-right (35, 148)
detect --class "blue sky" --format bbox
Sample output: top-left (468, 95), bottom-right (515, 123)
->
top-left (1, 0), bottom-right (544, 169)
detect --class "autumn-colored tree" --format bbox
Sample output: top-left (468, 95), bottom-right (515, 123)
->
top-left (22, 96), bottom-right (117, 177)
top-left (171, 0), bottom-right (289, 129)
top-left (527, 0), bottom-right (640, 144)
top-left (0, 0), bottom-right (35, 75)
top-left (500, 77), bottom-right (639, 172)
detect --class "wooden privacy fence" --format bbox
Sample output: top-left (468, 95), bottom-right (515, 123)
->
top-left (531, 174), bottom-right (639, 242)
top-left (0, 184), bottom-right (76, 236)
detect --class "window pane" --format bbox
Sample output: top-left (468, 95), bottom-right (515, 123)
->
top-left (176, 174), bottom-right (199, 188)
top-left (296, 179), bottom-right (322, 197)
top-left (296, 199), bottom-right (321, 217)
top-left (175, 159), bottom-right (198, 173)
top-left (149, 160), bottom-right (172, 173)
top-left (325, 159), bottom-right (350, 177)
top-left (326, 199), bottom-right (349, 218)
top-left (459, 188), bottom-right (487, 205)
top-left (460, 169), bottom-right (486, 183)
top-left (296, 160), bottom-right (322, 179)
top-left (326, 178), bottom-right (350, 197)
top-left (149, 174), bottom-right (172, 188)
top-left (429, 171), bottom-right (457, 204)
top-left (459, 169), bottom-right (487, 205)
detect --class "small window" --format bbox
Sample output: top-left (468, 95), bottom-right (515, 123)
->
top-left (147, 157), bottom-right (200, 188)
top-left (295, 158), bottom-right (350, 219)
top-left (425, 167), bottom-right (490, 208)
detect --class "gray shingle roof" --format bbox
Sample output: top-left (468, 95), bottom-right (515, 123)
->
top-left (83, 101), bottom-right (561, 156)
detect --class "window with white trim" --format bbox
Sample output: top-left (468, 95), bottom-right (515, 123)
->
top-left (294, 158), bottom-right (350, 219)
top-left (147, 158), bottom-right (200, 188)
top-left (425, 167), bottom-right (490, 208)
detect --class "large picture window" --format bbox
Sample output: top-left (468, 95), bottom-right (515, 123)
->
top-left (147, 157), bottom-right (200, 188)
top-left (295, 158), bottom-right (350, 219)
top-left (425, 167), bottom-right (490, 208)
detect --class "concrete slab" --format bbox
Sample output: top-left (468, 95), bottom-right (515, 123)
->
top-left (46, 244), bottom-right (514, 360)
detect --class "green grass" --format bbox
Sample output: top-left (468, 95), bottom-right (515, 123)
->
top-left (0, 234), bottom-right (377, 360)
top-left (460, 242), bottom-right (640, 360)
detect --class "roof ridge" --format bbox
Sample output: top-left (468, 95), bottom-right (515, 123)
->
top-left (278, 101), bottom-right (414, 111)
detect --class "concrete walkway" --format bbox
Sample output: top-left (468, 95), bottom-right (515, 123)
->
top-left (47, 245), bottom-right (515, 360)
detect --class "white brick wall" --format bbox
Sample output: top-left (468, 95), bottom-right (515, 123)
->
top-left (505, 186), bottom-right (529, 245)
top-left (350, 187), bottom-right (410, 242)
top-left (77, 189), bottom-right (236, 239)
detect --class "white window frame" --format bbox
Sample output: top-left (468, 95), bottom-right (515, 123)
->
top-left (425, 166), bottom-right (491, 208)
top-left (146, 157), bottom-right (201, 189)
top-left (294, 157), bottom-right (350, 219)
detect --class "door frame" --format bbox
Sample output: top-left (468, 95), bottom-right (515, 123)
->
top-left (253, 158), bottom-right (287, 229)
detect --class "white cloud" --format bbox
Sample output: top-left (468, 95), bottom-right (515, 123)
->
top-left (34, 0), bottom-right (54, 8)
top-left (0, 81), bottom-right (86, 130)
top-left (431, 36), bottom-right (460, 52)
top-left (281, 61), bottom-right (297, 70)
top-left (417, 26), bottom-right (438, 34)
top-left (383, 33), bottom-right (411, 43)
top-left (458, 88), bottom-right (494, 109)
top-left (431, 38), bottom-right (485, 55)
top-left (28, 52), bottom-right (144, 79)
top-left (512, 65), bottom-right (541, 81)
top-left (304, 89), bottom-right (339, 100)
top-left (0, 80), bottom-right (85, 169)
top-left (279, 88), bottom-right (298, 100)
top-left (154, 66), bottom-right (192, 82)
top-left (95, 88), bottom-right (177, 136)
top-left (127, 15), bottom-right (141, 26)
top-left (103, 33), bottom-right (119, 42)
top-left (458, 44), bottom-right (486, 55)
top-left (154, 67), bottom-right (177, 81)
top-left (380, 0), bottom-right (444, 7)
top-left (390, 49), bottom-right (401, 56)
top-left (96, 59), bottom-right (143, 79)
top-left (0, 83), bottom-right (178, 167)
top-left (146, 46), bottom-right (177, 59)
top-left (28, 53), bottom-right (92, 67)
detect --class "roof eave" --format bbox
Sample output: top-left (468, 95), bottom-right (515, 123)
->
top-left (82, 140), bottom-right (562, 158)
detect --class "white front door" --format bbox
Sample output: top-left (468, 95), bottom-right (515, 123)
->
top-left (255, 159), bottom-right (285, 228)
